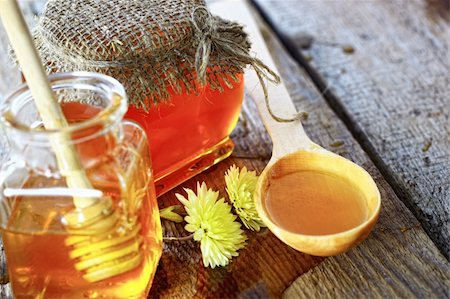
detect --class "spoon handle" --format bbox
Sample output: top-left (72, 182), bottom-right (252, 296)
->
top-left (212, 0), bottom-right (315, 159)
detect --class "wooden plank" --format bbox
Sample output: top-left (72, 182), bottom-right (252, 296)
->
top-left (148, 1), bottom-right (450, 298)
top-left (234, 4), bottom-right (449, 298)
top-left (253, 0), bottom-right (450, 260)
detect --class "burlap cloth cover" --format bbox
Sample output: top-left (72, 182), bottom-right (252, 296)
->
top-left (32, 0), bottom-right (280, 111)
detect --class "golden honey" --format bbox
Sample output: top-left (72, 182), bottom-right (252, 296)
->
top-left (265, 171), bottom-right (368, 235)
top-left (0, 73), bottom-right (163, 298)
top-left (3, 187), bottom-right (161, 299)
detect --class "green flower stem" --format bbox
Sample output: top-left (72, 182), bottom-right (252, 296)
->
top-left (163, 234), bottom-right (194, 241)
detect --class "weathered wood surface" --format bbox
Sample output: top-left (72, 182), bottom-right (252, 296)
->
top-left (0, 0), bottom-right (449, 298)
top-left (253, 0), bottom-right (450, 260)
top-left (153, 2), bottom-right (449, 297)
top-left (243, 5), bottom-right (448, 298)
top-left (149, 23), bottom-right (450, 297)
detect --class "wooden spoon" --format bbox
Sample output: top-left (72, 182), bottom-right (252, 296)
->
top-left (211, 0), bottom-right (381, 256)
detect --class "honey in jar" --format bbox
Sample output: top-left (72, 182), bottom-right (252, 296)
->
top-left (126, 73), bottom-right (244, 194)
top-left (32, 0), bottom-right (266, 195)
top-left (0, 73), bottom-right (162, 298)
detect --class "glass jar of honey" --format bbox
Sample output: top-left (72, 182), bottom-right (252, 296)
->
top-left (0, 72), bottom-right (162, 298)
top-left (32, 0), bottom-right (254, 195)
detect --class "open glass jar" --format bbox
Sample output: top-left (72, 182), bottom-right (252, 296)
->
top-left (0, 72), bottom-right (162, 298)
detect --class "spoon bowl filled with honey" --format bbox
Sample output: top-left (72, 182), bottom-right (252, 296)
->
top-left (255, 150), bottom-right (380, 256)
top-left (212, 0), bottom-right (381, 256)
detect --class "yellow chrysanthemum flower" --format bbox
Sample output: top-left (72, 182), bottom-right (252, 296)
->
top-left (225, 165), bottom-right (266, 231)
top-left (176, 182), bottom-right (247, 268)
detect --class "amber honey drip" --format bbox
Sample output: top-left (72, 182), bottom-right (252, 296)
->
top-left (1, 103), bottom-right (162, 298)
top-left (265, 171), bottom-right (368, 236)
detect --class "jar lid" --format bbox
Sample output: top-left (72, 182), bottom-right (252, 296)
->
top-left (38, 0), bottom-right (198, 63)
top-left (32, 0), bottom-right (274, 109)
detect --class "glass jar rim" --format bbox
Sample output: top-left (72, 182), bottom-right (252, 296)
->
top-left (0, 72), bottom-right (128, 142)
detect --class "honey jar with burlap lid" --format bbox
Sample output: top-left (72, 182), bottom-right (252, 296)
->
top-left (32, 0), bottom-right (278, 195)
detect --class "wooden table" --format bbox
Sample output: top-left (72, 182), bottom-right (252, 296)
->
top-left (0, 0), bottom-right (449, 298)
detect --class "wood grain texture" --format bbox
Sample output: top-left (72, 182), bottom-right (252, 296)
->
top-left (245, 7), bottom-right (449, 298)
top-left (253, 0), bottom-right (450, 259)
top-left (147, 3), bottom-right (449, 298)
top-left (0, 0), bottom-right (449, 298)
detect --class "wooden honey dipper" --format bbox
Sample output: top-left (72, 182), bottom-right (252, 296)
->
top-left (0, 0), bottom-right (143, 282)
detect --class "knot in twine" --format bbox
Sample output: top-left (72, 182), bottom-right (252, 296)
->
top-left (192, 7), bottom-right (306, 123)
